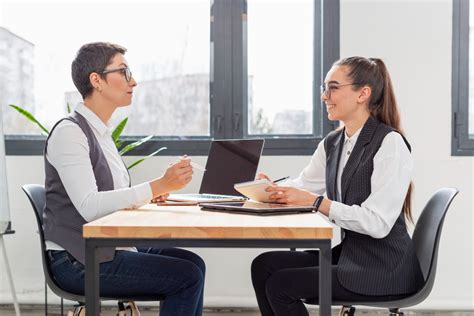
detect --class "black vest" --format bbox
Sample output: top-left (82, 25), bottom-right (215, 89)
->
top-left (325, 116), bottom-right (424, 296)
top-left (43, 112), bottom-right (115, 264)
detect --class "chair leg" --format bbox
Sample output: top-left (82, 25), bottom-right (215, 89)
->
top-left (388, 308), bottom-right (404, 316)
top-left (67, 305), bottom-right (85, 316)
top-left (129, 301), bottom-right (140, 316)
top-left (44, 280), bottom-right (47, 316)
top-left (117, 301), bottom-right (140, 316)
top-left (339, 306), bottom-right (356, 316)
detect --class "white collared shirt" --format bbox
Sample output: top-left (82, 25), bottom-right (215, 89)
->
top-left (45, 103), bottom-right (152, 250)
top-left (337, 128), bottom-right (362, 202)
top-left (284, 129), bottom-right (413, 239)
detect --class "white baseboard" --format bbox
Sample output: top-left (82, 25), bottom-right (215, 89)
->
top-left (203, 296), bottom-right (257, 308)
top-left (1, 293), bottom-right (473, 311)
top-left (412, 299), bottom-right (474, 311)
top-left (203, 296), bottom-right (474, 311)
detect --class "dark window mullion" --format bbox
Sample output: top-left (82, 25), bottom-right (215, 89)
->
top-left (452, 0), bottom-right (474, 155)
top-left (458, 0), bottom-right (469, 145)
top-left (231, 0), bottom-right (246, 139)
top-left (321, 0), bottom-right (340, 136)
top-left (313, 0), bottom-right (323, 138)
top-left (458, 0), bottom-right (472, 150)
top-left (211, 0), bottom-right (234, 139)
top-left (452, 0), bottom-right (462, 152)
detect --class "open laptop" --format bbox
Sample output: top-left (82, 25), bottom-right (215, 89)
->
top-left (200, 201), bottom-right (315, 216)
top-left (168, 139), bottom-right (265, 203)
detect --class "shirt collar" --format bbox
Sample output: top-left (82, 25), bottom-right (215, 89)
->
top-left (344, 126), bottom-right (363, 145)
top-left (74, 102), bottom-right (113, 136)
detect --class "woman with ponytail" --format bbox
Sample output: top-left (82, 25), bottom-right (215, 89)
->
top-left (251, 56), bottom-right (423, 316)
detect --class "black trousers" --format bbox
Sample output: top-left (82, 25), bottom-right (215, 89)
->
top-left (251, 250), bottom-right (407, 316)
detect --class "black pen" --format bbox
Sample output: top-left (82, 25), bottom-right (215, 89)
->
top-left (273, 176), bottom-right (290, 184)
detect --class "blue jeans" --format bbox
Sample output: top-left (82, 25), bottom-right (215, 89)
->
top-left (49, 248), bottom-right (205, 316)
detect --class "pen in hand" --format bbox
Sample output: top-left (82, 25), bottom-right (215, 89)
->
top-left (273, 176), bottom-right (289, 184)
top-left (180, 155), bottom-right (207, 172)
top-left (190, 162), bottom-right (206, 172)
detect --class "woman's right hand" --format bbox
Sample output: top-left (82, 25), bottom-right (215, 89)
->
top-left (151, 193), bottom-right (170, 203)
top-left (150, 158), bottom-right (193, 197)
top-left (163, 157), bottom-right (194, 191)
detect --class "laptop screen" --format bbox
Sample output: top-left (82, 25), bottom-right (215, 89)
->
top-left (199, 139), bottom-right (264, 196)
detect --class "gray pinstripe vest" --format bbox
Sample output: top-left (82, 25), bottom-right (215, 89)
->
top-left (43, 111), bottom-right (115, 265)
top-left (324, 116), bottom-right (424, 296)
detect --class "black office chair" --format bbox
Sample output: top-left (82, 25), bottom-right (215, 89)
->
top-left (305, 187), bottom-right (459, 316)
top-left (22, 184), bottom-right (163, 316)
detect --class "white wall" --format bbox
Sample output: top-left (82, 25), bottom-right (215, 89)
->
top-left (1, 0), bottom-right (473, 311)
top-left (340, 0), bottom-right (473, 309)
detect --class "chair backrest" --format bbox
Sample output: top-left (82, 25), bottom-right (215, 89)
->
top-left (314, 187), bottom-right (459, 309)
top-left (412, 187), bottom-right (459, 296)
top-left (22, 184), bottom-right (85, 302)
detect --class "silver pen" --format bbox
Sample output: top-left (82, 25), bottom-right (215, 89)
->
top-left (190, 161), bottom-right (207, 172)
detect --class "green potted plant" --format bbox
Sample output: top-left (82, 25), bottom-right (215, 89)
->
top-left (9, 104), bottom-right (165, 169)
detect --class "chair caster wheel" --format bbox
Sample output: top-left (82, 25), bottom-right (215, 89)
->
top-left (68, 305), bottom-right (85, 316)
top-left (339, 306), bottom-right (355, 316)
top-left (117, 301), bottom-right (140, 316)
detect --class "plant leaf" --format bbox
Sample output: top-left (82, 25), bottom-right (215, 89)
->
top-left (115, 140), bottom-right (125, 150)
top-left (112, 117), bottom-right (128, 144)
top-left (9, 104), bottom-right (49, 135)
top-left (119, 135), bottom-right (153, 156)
top-left (66, 102), bottom-right (71, 114)
top-left (127, 147), bottom-right (167, 170)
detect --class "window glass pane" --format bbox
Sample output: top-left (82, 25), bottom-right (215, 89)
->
top-left (247, 0), bottom-right (314, 135)
top-left (0, 0), bottom-right (210, 136)
top-left (470, 2), bottom-right (474, 137)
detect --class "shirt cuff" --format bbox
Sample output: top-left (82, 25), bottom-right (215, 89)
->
top-left (328, 200), bottom-right (345, 224)
top-left (132, 182), bottom-right (153, 207)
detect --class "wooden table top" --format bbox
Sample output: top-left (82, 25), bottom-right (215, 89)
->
top-left (83, 204), bottom-right (333, 239)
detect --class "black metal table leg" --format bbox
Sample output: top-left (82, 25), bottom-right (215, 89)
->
top-left (85, 239), bottom-right (100, 316)
top-left (84, 237), bottom-right (332, 315)
top-left (319, 240), bottom-right (332, 316)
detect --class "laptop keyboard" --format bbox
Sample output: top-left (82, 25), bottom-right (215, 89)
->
top-left (190, 194), bottom-right (242, 199)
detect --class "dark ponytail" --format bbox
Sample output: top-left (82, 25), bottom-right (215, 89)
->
top-left (334, 57), bottom-right (414, 223)
top-left (368, 58), bottom-right (402, 131)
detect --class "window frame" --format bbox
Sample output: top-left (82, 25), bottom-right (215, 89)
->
top-left (4, 0), bottom-right (340, 156)
top-left (452, 0), bottom-right (474, 156)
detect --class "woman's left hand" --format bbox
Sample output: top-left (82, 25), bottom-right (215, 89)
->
top-left (151, 193), bottom-right (170, 203)
top-left (266, 185), bottom-right (316, 205)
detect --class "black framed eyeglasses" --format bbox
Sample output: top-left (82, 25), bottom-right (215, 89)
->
top-left (320, 82), bottom-right (362, 99)
top-left (100, 67), bottom-right (133, 82)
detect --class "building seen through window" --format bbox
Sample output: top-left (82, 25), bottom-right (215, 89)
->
top-left (247, 0), bottom-right (314, 135)
top-left (1, 0), bottom-right (337, 155)
top-left (0, 1), bottom-right (210, 137)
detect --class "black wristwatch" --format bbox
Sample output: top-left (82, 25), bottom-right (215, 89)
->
top-left (312, 195), bottom-right (324, 212)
